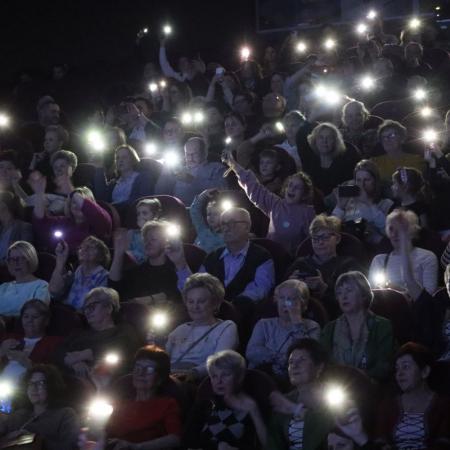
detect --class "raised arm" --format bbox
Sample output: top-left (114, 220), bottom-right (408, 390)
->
top-left (159, 40), bottom-right (185, 81)
top-left (49, 240), bottom-right (70, 297)
top-left (108, 229), bottom-right (130, 282)
top-left (29, 171), bottom-right (47, 219)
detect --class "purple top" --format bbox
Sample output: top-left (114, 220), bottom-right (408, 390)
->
top-left (237, 168), bottom-right (315, 255)
top-left (32, 198), bottom-right (112, 253)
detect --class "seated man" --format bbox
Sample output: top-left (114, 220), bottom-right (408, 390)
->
top-left (285, 214), bottom-right (362, 319)
top-left (169, 207), bottom-right (275, 306)
top-left (155, 136), bottom-right (228, 205)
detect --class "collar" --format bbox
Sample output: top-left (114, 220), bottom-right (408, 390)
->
top-left (220, 241), bottom-right (250, 260)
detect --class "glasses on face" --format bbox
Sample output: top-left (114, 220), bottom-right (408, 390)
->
top-left (6, 256), bottom-right (27, 265)
top-left (28, 380), bottom-right (47, 390)
top-left (311, 233), bottom-right (334, 244)
top-left (82, 300), bottom-right (104, 315)
top-left (220, 220), bottom-right (248, 230)
top-left (381, 132), bottom-right (399, 140)
top-left (133, 364), bottom-right (156, 376)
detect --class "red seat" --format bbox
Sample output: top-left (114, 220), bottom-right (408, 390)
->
top-left (47, 302), bottom-right (84, 336)
top-left (36, 252), bottom-right (57, 282)
top-left (183, 243), bottom-right (206, 273)
top-left (73, 163), bottom-right (97, 189)
top-left (97, 200), bottom-right (121, 232)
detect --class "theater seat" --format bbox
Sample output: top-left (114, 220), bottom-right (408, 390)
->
top-left (47, 302), bottom-right (83, 336)
top-left (137, 157), bottom-right (163, 180)
top-left (73, 163), bottom-right (97, 190)
top-left (97, 200), bottom-right (121, 232)
top-left (63, 374), bottom-right (96, 413)
top-left (36, 252), bottom-right (57, 282)
top-left (119, 301), bottom-right (151, 340)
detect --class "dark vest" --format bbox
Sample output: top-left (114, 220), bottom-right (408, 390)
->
top-left (203, 242), bottom-right (272, 301)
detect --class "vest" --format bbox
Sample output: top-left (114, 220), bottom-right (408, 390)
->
top-left (204, 242), bottom-right (272, 300)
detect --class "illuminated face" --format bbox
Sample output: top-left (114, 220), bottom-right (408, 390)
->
top-left (259, 156), bottom-right (278, 179)
top-left (143, 228), bottom-right (166, 259)
top-left (386, 218), bottom-right (411, 249)
top-left (185, 287), bottom-right (216, 323)
top-left (184, 140), bottom-right (205, 170)
top-left (22, 307), bottom-right (47, 338)
top-left (27, 372), bottom-right (48, 405)
top-left (380, 127), bottom-right (403, 154)
top-left (7, 248), bottom-right (31, 278)
top-left (44, 131), bottom-right (62, 154)
top-left (315, 128), bottom-right (336, 155)
top-left (395, 354), bottom-right (425, 393)
top-left (284, 176), bottom-right (305, 204)
top-left (271, 74), bottom-right (284, 94)
top-left (52, 158), bottom-right (72, 178)
top-left (284, 116), bottom-right (303, 142)
top-left (311, 229), bottom-right (339, 260)
top-left (206, 202), bottom-right (221, 232)
top-left (355, 170), bottom-right (375, 196)
top-left (115, 148), bottom-right (135, 175)
top-left (137, 205), bottom-right (156, 229)
top-left (275, 285), bottom-right (304, 322)
top-left (224, 116), bottom-right (245, 138)
top-left (133, 359), bottom-right (158, 391)
top-left (209, 366), bottom-right (236, 397)
top-left (336, 281), bottom-right (365, 314)
top-left (344, 104), bottom-right (365, 131)
top-left (288, 349), bottom-right (321, 387)
top-left (78, 239), bottom-right (100, 265)
top-left (220, 210), bottom-right (250, 245)
top-left (163, 121), bottom-right (184, 146)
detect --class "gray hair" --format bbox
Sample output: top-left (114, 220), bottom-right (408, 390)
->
top-left (335, 271), bottom-right (373, 309)
top-left (207, 350), bottom-right (246, 388)
top-left (84, 287), bottom-right (121, 313)
top-left (183, 273), bottom-right (225, 309)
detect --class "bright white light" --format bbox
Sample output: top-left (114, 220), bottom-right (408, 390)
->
top-left (166, 223), bottom-right (181, 239)
top-left (88, 398), bottom-right (114, 422)
top-left (0, 114), bottom-right (10, 128)
top-left (356, 23), bottom-right (368, 34)
top-left (104, 353), bottom-right (120, 366)
top-left (225, 136), bottom-right (232, 145)
top-left (436, 6), bottom-right (441, 11)
top-left (144, 142), bottom-right (157, 156)
top-left (193, 111), bottom-right (204, 123)
top-left (143, 28), bottom-right (149, 34)
top-left (367, 10), bottom-right (377, 20)
top-left (159, 80), bottom-right (167, 88)
top-left (325, 385), bottom-right (346, 409)
top-left (360, 75), bottom-right (375, 90)
top-left (149, 82), bottom-right (158, 92)
top-left (323, 38), bottom-right (336, 50)
top-left (373, 271), bottom-right (387, 286)
top-left (181, 112), bottom-right (193, 125)
top-left (420, 106), bottom-right (432, 118)
top-left (423, 128), bottom-right (438, 143)
top-left (221, 199), bottom-right (234, 211)
top-left (53, 230), bottom-right (63, 239)
top-left (163, 24), bottom-right (172, 35)
top-left (314, 84), bottom-right (343, 105)
top-left (162, 150), bottom-right (180, 168)
top-left (413, 88), bottom-right (427, 101)
top-left (296, 41), bottom-right (307, 53)
top-left (151, 311), bottom-right (169, 329)
top-left (0, 381), bottom-right (14, 399)
top-left (241, 46), bottom-right (251, 60)
top-left (87, 130), bottom-right (106, 152)
top-left (409, 17), bottom-right (421, 30)
top-left (275, 121), bottom-right (285, 133)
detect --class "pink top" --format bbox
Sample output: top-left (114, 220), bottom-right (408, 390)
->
top-left (32, 198), bottom-right (112, 253)
top-left (237, 168), bottom-right (315, 255)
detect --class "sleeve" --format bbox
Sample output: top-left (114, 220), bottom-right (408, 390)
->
top-left (237, 167), bottom-right (280, 216)
top-left (130, 173), bottom-right (154, 201)
top-left (163, 398), bottom-right (182, 436)
top-left (190, 191), bottom-right (209, 235)
top-left (159, 46), bottom-right (185, 81)
top-left (55, 408), bottom-right (81, 450)
top-left (81, 198), bottom-right (112, 240)
top-left (265, 414), bottom-right (287, 450)
top-left (367, 319), bottom-right (394, 382)
top-left (176, 266), bottom-right (194, 292)
top-left (420, 251), bottom-right (438, 295)
top-left (33, 282), bottom-right (51, 304)
top-left (246, 320), bottom-right (276, 367)
top-left (240, 259), bottom-right (275, 302)
top-left (92, 167), bottom-right (111, 202)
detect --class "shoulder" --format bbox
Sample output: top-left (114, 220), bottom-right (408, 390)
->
top-left (369, 314), bottom-right (393, 331)
top-left (304, 318), bottom-right (321, 331)
top-left (32, 278), bottom-right (49, 288)
top-left (413, 247), bottom-right (438, 261)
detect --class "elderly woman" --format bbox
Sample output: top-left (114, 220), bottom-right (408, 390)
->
top-left (55, 287), bottom-right (140, 380)
top-left (0, 364), bottom-right (80, 450)
top-left (49, 236), bottom-right (110, 310)
top-left (105, 346), bottom-right (181, 449)
top-left (93, 144), bottom-right (154, 207)
top-left (302, 123), bottom-right (360, 195)
top-left (246, 280), bottom-right (320, 378)
top-left (165, 273), bottom-right (238, 381)
top-left (376, 343), bottom-right (450, 449)
top-left (332, 159), bottom-right (393, 245)
top-left (321, 271), bottom-right (394, 382)
top-left (0, 300), bottom-right (62, 379)
top-left (371, 120), bottom-right (425, 185)
top-left (0, 241), bottom-right (50, 316)
top-left (369, 209), bottom-right (438, 296)
top-left (185, 349), bottom-right (267, 449)
top-left (268, 339), bottom-right (334, 450)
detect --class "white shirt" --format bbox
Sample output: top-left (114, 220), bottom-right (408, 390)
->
top-left (2, 337), bottom-right (42, 379)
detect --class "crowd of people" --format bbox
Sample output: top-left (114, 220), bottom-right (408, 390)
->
top-left (0, 8), bottom-right (449, 450)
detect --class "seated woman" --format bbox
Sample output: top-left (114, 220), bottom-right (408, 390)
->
top-left (246, 280), bottom-right (320, 379)
top-left (49, 236), bottom-right (110, 310)
top-left (105, 346), bottom-right (181, 449)
top-left (55, 287), bottom-right (140, 380)
top-left (0, 300), bottom-right (62, 379)
top-left (321, 271), bottom-right (394, 382)
top-left (190, 189), bottom-right (224, 254)
top-left (0, 241), bottom-right (50, 316)
top-left (93, 144), bottom-right (154, 208)
top-left (268, 339), bottom-right (334, 450)
top-left (0, 191), bottom-right (33, 265)
top-left (332, 159), bottom-right (393, 246)
top-left (184, 349), bottom-right (267, 449)
top-left (375, 342), bottom-right (450, 449)
top-left (31, 175), bottom-right (112, 253)
top-left (126, 198), bottom-right (162, 264)
top-left (369, 209), bottom-right (438, 296)
top-left (0, 364), bottom-right (80, 450)
top-left (226, 152), bottom-right (315, 255)
top-left (166, 273), bottom-right (238, 382)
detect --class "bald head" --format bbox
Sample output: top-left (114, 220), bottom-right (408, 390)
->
top-left (220, 207), bottom-right (251, 248)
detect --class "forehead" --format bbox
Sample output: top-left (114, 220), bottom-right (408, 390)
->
top-left (276, 285), bottom-right (298, 296)
top-left (185, 140), bottom-right (201, 152)
top-left (289, 348), bottom-right (311, 360)
top-left (318, 127), bottom-right (334, 137)
top-left (30, 371), bottom-right (46, 381)
top-left (221, 209), bottom-right (247, 222)
top-left (186, 286), bottom-right (211, 299)
top-left (135, 358), bottom-right (157, 367)
top-left (396, 354), bottom-right (415, 365)
top-left (345, 103), bottom-right (362, 114)
top-left (355, 170), bottom-right (373, 179)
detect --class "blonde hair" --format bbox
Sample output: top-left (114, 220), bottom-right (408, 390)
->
top-left (84, 287), bottom-right (120, 313)
top-left (183, 273), bottom-right (225, 309)
top-left (207, 350), bottom-right (246, 389)
top-left (64, 187), bottom-right (96, 218)
top-left (307, 123), bottom-right (346, 157)
top-left (274, 279), bottom-right (310, 312)
top-left (309, 214), bottom-right (341, 236)
top-left (386, 209), bottom-right (420, 238)
top-left (7, 241), bottom-right (39, 273)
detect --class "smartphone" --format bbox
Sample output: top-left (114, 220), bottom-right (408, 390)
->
top-left (338, 185), bottom-right (360, 198)
top-left (216, 67), bottom-right (225, 76)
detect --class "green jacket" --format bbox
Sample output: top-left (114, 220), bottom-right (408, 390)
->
top-left (320, 313), bottom-right (394, 381)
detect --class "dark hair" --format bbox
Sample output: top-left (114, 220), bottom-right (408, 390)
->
top-left (224, 112), bottom-right (247, 128)
top-left (395, 342), bottom-right (434, 370)
top-left (281, 171), bottom-right (314, 203)
top-left (134, 96), bottom-right (154, 111)
top-left (0, 150), bottom-right (18, 168)
top-left (0, 191), bottom-right (24, 219)
top-left (287, 338), bottom-right (329, 367)
top-left (392, 167), bottom-right (424, 196)
top-left (259, 148), bottom-right (281, 162)
top-left (134, 345), bottom-right (171, 389)
top-left (20, 299), bottom-right (51, 320)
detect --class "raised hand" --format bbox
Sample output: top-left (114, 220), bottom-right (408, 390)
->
top-left (55, 240), bottom-right (69, 263)
top-left (28, 171), bottom-right (47, 194)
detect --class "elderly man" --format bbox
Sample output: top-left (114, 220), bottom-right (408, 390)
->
top-left (155, 136), bottom-right (228, 204)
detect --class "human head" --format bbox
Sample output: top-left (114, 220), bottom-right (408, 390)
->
top-left (262, 93), bottom-right (286, 118)
top-left (232, 91), bottom-right (255, 116)
top-left (274, 279), bottom-right (310, 322)
top-left (405, 42), bottom-right (423, 65)
top-left (0, 151), bottom-right (19, 184)
top-left (7, 241), bottom-right (39, 278)
top-left (0, 191), bottom-right (24, 221)
top-left (168, 80), bottom-right (192, 110)
top-left (342, 101), bottom-right (369, 132)
top-left (385, 209), bottom-right (420, 249)
top-left (391, 167), bottom-right (424, 200)
top-left (134, 96), bottom-right (153, 118)
top-left (20, 300), bottom-right (50, 338)
top-left (353, 159), bottom-right (381, 199)
top-left (309, 214), bottom-right (341, 260)
top-left (258, 149), bottom-right (281, 179)
top-left (50, 150), bottom-right (78, 178)
top-left (44, 125), bottom-right (69, 154)
top-left (184, 137), bottom-right (207, 170)
top-left (378, 120), bottom-right (407, 154)
top-left (205, 103), bottom-right (224, 133)
top-left (224, 112), bottom-right (246, 139)
top-left (105, 126), bottom-right (127, 150)
top-left (82, 287), bottom-right (120, 329)
top-left (65, 187), bottom-right (96, 221)
top-left (282, 171), bottom-right (313, 205)
top-left (133, 345), bottom-right (171, 393)
top-left (307, 123), bottom-right (346, 159)
top-left (78, 235), bottom-right (111, 268)
top-left (207, 350), bottom-right (246, 396)
top-left (205, 198), bottom-right (222, 232)
top-left (136, 198), bottom-right (162, 229)
top-left (114, 145), bottom-right (140, 176)
top-left (220, 208), bottom-right (251, 247)
top-left (37, 96), bottom-right (60, 126)
top-left (163, 118), bottom-right (185, 147)
top-left (141, 220), bottom-right (169, 260)
top-left (335, 271), bottom-right (373, 314)
top-left (270, 72), bottom-right (285, 95)
top-left (283, 110), bottom-right (305, 143)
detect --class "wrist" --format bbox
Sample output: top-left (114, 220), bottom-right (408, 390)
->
top-left (352, 432), bottom-right (369, 446)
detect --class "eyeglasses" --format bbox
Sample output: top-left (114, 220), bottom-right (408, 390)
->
top-left (28, 380), bottom-right (47, 390)
top-left (311, 233), bottom-right (335, 243)
top-left (6, 256), bottom-right (27, 264)
top-left (221, 220), bottom-right (248, 230)
top-left (82, 300), bottom-right (104, 315)
top-left (133, 364), bottom-right (156, 375)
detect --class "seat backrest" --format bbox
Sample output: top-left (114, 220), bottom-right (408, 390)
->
top-left (137, 157), bottom-right (163, 180)
top-left (119, 301), bottom-right (151, 339)
top-left (47, 302), bottom-right (84, 336)
top-left (73, 163), bottom-right (97, 190)
top-left (183, 243), bottom-right (206, 273)
top-left (36, 252), bottom-right (57, 282)
top-left (97, 200), bottom-right (121, 231)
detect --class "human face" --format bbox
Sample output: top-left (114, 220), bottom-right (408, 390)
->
top-left (27, 372), bottom-right (48, 406)
top-left (232, 96), bottom-right (251, 116)
top-left (259, 157), bottom-right (278, 179)
top-left (22, 307), bottom-right (47, 338)
top-left (7, 249), bottom-right (31, 278)
top-left (52, 158), bottom-right (72, 178)
top-left (44, 131), bottom-right (62, 154)
top-left (168, 86), bottom-right (183, 106)
top-left (284, 116), bottom-right (303, 143)
top-left (380, 127), bottom-right (403, 154)
top-left (116, 148), bottom-right (134, 175)
top-left (163, 122), bottom-right (184, 146)
top-left (284, 176), bottom-right (305, 204)
top-left (137, 205), bottom-right (156, 229)
top-left (185, 141), bottom-right (205, 170)
top-left (206, 107), bottom-right (223, 128)
top-left (262, 94), bottom-right (283, 118)
top-left (185, 287), bottom-right (216, 323)
top-left (133, 359), bottom-right (158, 391)
top-left (275, 285), bottom-right (304, 322)
top-left (336, 281), bottom-right (364, 315)
top-left (288, 349), bottom-right (321, 387)
top-left (395, 354), bottom-right (426, 393)
top-left (78, 239), bottom-right (100, 265)
top-left (386, 218), bottom-right (410, 249)
top-left (43, 104), bottom-right (60, 125)
top-left (209, 366), bottom-right (236, 397)
top-left (344, 104), bottom-right (365, 132)
top-left (70, 196), bottom-right (85, 222)
top-left (391, 179), bottom-right (402, 199)
top-left (134, 99), bottom-right (151, 117)
top-left (355, 170), bottom-right (375, 197)
top-left (224, 116), bottom-right (245, 139)
top-left (143, 228), bottom-right (166, 259)
top-left (220, 210), bottom-right (250, 245)
top-left (271, 74), bottom-right (284, 94)
top-left (315, 128), bottom-right (336, 155)
top-left (311, 230), bottom-right (339, 260)
top-left (0, 160), bottom-right (16, 183)
top-left (328, 433), bottom-right (354, 450)
top-left (206, 203), bottom-right (221, 232)
top-left (82, 296), bottom-right (112, 329)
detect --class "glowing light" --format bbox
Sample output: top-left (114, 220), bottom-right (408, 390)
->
top-left (104, 353), bottom-right (120, 366)
top-left (163, 24), bottom-right (172, 35)
top-left (323, 38), bottom-right (336, 50)
top-left (88, 398), bottom-right (114, 422)
top-left (413, 88), bottom-right (427, 101)
top-left (225, 136), bottom-right (232, 145)
top-left (296, 41), bottom-right (307, 53)
top-left (143, 28), bottom-right (149, 34)
top-left (163, 150), bottom-right (180, 168)
top-left (409, 17), bottom-right (421, 30)
top-left (159, 80), bottom-right (167, 88)
top-left (356, 23), bottom-right (368, 34)
top-left (221, 199), bottom-right (234, 211)
top-left (435, 6), bottom-right (441, 11)
top-left (360, 75), bottom-right (375, 90)
top-left (151, 311), bottom-right (169, 329)
top-left (275, 121), bottom-right (285, 133)
top-left (325, 385), bottom-right (346, 409)
top-left (149, 83), bottom-right (158, 92)
top-left (53, 230), bottom-right (63, 239)
top-left (240, 46), bottom-right (251, 61)
top-left (181, 112), bottom-right (193, 125)
top-left (373, 271), bottom-right (387, 286)
top-left (0, 114), bottom-right (10, 128)
top-left (420, 106), bottom-right (432, 118)
top-left (423, 128), bottom-right (438, 143)
top-left (314, 84), bottom-right (342, 105)
top-left (0, 381), bottom-right (14, 399)
top-left (86, 130), bottom-right (106, 152)
top-left (367, 10), bottom-right (377, 20)
top-left (193, 111), bottom-right (204, 123)
top-left (144, 142), bottom-right (157, 156)
top-left (166, 223), bottom-right (181, 239)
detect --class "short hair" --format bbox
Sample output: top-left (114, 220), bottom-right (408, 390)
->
top-left (274, 279), bottom-right (310, 312)
top-left (134, 345), bottom-right (171, 389)
top-left (386, 209), bottom-right (420, 238)
top-left (79, 236), bottom-right (111, 268)
top-left (141, 220), bottom-right (167, 240)
top-left (136, 198), bottom-right (162, 220)
top-left (115, 144), bottom-right (140, 170)
top-left (50, 150), bottom-right (78, 170)
top-left (183, 273), bottom-right (225, 309)
top-left (377, 120), bottom-right (407, 142)
top-left (224, 111), bottom-right (247, 128)
top-left (281, 171), bottom-right (313, 203)
top-left (221, 207), bottom-right (251, 226)
top-left (307, 123), bottom-right (346, 157)
top-left (185, 137), bottom-right (208, 160)
top-left (106, 126), bottom-right (127, 146)
top-left (342, 100), bottom-right (369, 124)
top-left (335, 271), bottom-right (374, 309)
top-left (287, 338), bottom-right (329, 367)
top-left (36, 95), bottom-right (57, 112)
top-left (65, 187), bottom-right (95, 218)
top-left (392, 167), bottom-right (424, 195)
top-left (20, 299), bottom-right (51, 320)
top-left (395, 342), bottom-right (434, 370)
top-left (207, 350), bottom-right (246, 389)
top-left (284, 110), bottom-right (306, 123)
top-left (84, 287), bottom-right (120, 313)
top-left (259, 148), bottom-right (281, 162)
top-left (0, 191), bottom-right (24, 219)
top-left (45, 125), bottom-right (69, 144)
top-left (309, 214), bottom-right (341, 236)
top-left (353, 159), bottom-right (382, 200)
top-left (7, 241), bottom-right (39, 273)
